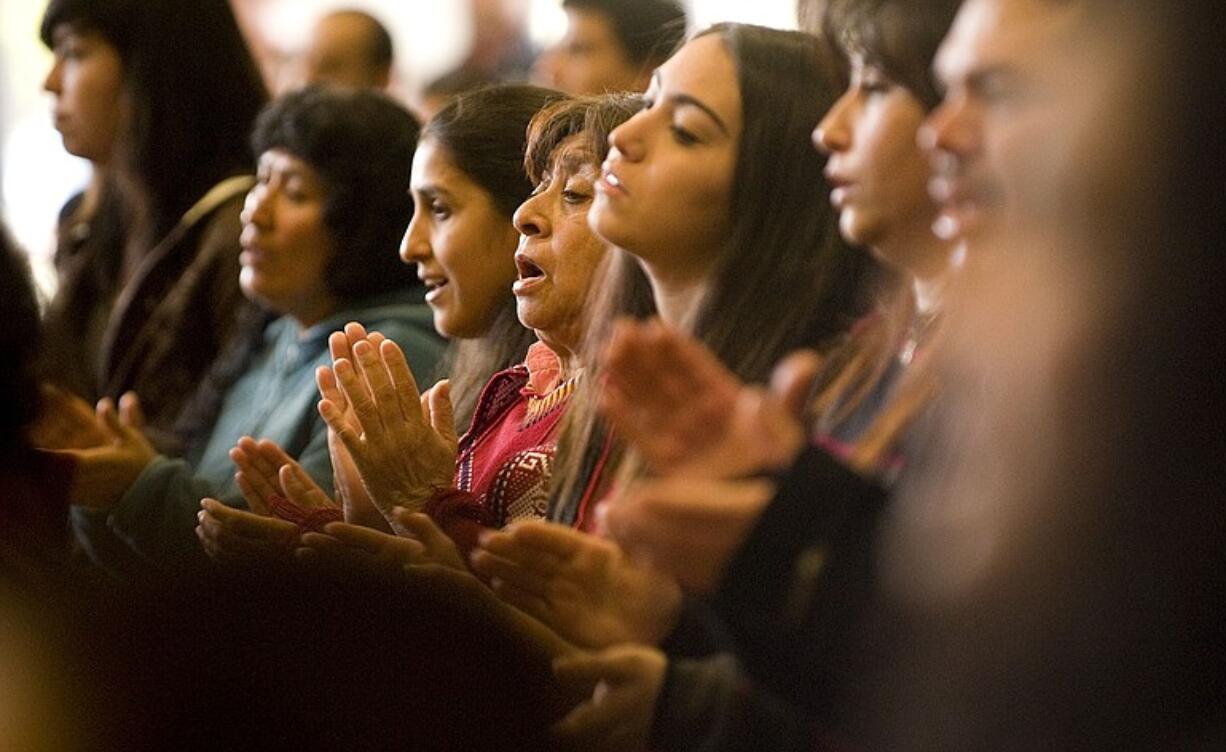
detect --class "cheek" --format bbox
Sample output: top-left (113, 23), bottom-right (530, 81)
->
top-left (443, 224), bottom-right (516, 301)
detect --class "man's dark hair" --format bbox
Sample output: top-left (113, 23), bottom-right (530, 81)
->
top-left (562, 0), bottom-right (687, 66)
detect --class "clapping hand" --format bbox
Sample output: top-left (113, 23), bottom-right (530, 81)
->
top-left (471, 521), bottom-right (682, 649)
top-left (316, 322), bottom-right (457, 525)
top-left (600, 318), bottom-right (816, 479)
top-left (551, 645), bottom-right (668, 752)
top-left (59, 393), bottom-right (157, 509)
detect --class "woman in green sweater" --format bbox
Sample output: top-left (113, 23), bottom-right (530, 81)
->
top-left (62, 87), bottom-right (444, 576)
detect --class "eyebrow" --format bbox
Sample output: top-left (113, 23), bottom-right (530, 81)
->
top-left (554, 149), bottom-right (596, 177)
top-left (413, 184), bottom-right (454, 201)
top-left (650, 71), bottom-right (731, 137)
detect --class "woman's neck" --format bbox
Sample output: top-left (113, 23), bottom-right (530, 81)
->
top-left (534, 330), bottom-right (582, 379)
top-left (290, 296), bottom-right (341, 334)
top-left (640, 259), bottom-right (711, 328)
top-left (79, 167), bottom-right (110, 221)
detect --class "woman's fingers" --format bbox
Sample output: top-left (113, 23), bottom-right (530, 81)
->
top-left (117, 391), bottom-right (145, 429)
top-left (201, 498), bottom-right (299, 541)
top-left (233, 436), bottom-right (281, 486)
top-left (425, 380), bottom-right (459, 448)
top-left (380, 339), bottom-right (425, 425)
top-left (470, 549), bottom-right (552, 598)
top-left (475, 528), bottom-right (567, 575)
top-left (319, 398), bottom-right (366, 462)
top-left (316, 364), bottom-right (347, 411)
top-left (487, 576), bottom-right (554, 624)
top-left (333, 357), bottom-right (382, 440)
top-left (320, 521), bottom-right (395, 553)
top-left (234, 471), bottom-right (272, 516)
top-left (278, 462), bottom-right (335, 511)
top-left (354, 339), bottom-right (417, 433)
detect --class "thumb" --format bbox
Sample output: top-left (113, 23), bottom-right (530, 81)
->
top-left (427, 380), bottom-right (459, 448)
top-left (770, 349), bottom-right (823, 419)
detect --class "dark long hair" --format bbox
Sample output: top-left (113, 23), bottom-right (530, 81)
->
top-left (550, 25), bottom-right (876, 520)
top-left (41, 0), bottom-right (268, 244)
top-left (421, 85), bottom-right (564, 429)
top-left (174, 88), bottom-right (421, 452)
top-left (689, 23), bottom-right (873, 383)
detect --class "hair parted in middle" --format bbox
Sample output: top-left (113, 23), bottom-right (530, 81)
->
top-left (549, 24), bottom-right (879, 522)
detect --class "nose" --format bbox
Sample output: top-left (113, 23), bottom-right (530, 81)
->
top-left (43, 57), bottom-right (63, 95)
top-left (241, 184), bottom-right (272, 229)
top-left (513, 190), bottom-right (550, 239)
top-left (607, 107), bottom-right (649, 162)
top-left (813, 90), bottom-right (854, 155)
top-left (918, 94), bottom-right (979, 163)
top-left (400, 210), bottom-right (431, 264)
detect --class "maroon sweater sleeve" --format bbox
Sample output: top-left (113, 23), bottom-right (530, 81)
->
top-left (423, 487), bottom-right (499, 559)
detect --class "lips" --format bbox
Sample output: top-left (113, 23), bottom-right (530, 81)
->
top-left (515, 251), bottom-right (545, 281)
top-left (418, 272), bottom-right (450, 304)
top-left (512, 251), bottom-right (547, 296)
top-left (824, 167), bottom-right (857, 210)
top-left (928, 172), bottom-right (1001, 240)
top-left (597, 161), bottom-right (628, 197)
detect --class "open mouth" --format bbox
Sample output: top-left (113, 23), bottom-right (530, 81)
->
top-left (421, 276), bottom-right (449, 303)
top-left (515, 253), bottom-right (545, 281)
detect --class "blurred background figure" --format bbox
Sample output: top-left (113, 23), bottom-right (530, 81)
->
top-left (533, 0), bottom-right (687, 95)
top-left (0, 223), bottom-right (76, 582)
top-left (865, 0), bottom-right (1226, 749)
top-left (33, 0), bottom-right (267, 438)
top-left (411, 65), bottom-right (499, 124)
top-left (302, 8), bottom-right (395, 91)
top-left (458, 0), bottom-right (536, 82)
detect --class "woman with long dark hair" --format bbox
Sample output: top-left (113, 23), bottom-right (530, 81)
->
top-left (64, 87), bottom-right (443, 574)
top-left (467, 22), bottom-right (873, 647)
top-left (36, 0), bottom-right (268, 437)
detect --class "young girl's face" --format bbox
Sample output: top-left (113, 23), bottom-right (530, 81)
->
top-left (43, 25), bottom-right (125, 164)
top-left (591, 34), bottom-right (743, 281)
top-left (815, 53), bottom-right (937, 272)
top-left (402, 137), bottom-right (521, 339)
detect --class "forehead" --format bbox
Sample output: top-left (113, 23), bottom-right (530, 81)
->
top-left (565, 7), bottom-right (618, 44)
top-left (411, 138), bottom-right (481, 193)
top-left (936, 0), bottom-right (1084, 83)
top-left (258, 148), bottom-right (321, 179)
top-left (547, 134), bottom-right (599, 173)
top-left (656, 34), bottom-right (741, 129)
top-left (52, 22), bottom-right (104, 45)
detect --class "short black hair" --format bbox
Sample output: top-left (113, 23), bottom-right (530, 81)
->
top-left (562, 0), bottom-right (687, 67)
top-left (251, 86), bottom-right (420, 302)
